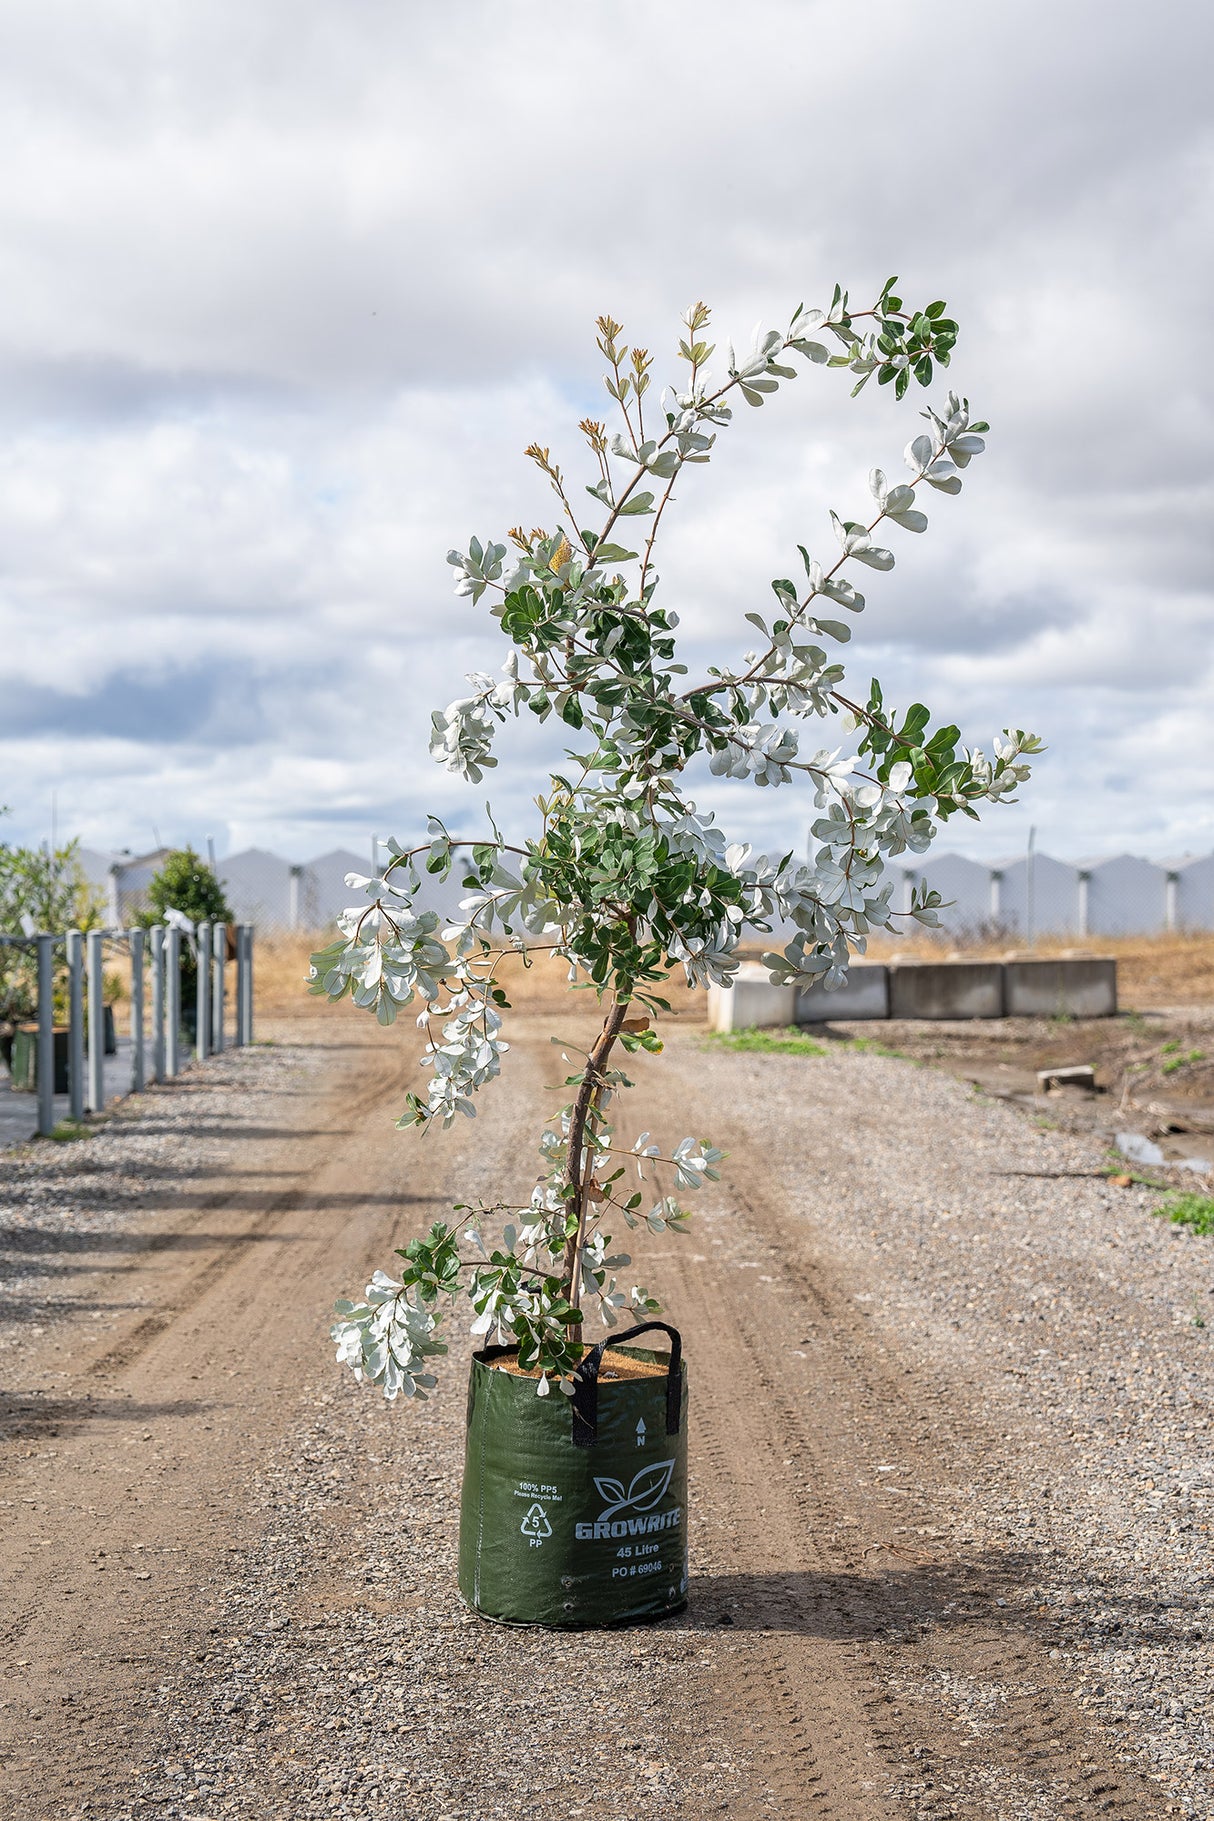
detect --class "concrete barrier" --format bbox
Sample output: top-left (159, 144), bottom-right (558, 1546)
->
top-left (707, 967), bottom-right (795, 1033)
top-left (796, 965), bottom-right (889, 1023)
top-left (1004, 957), bottom-right (1116, 1018)
top-left (888, 961), bottom-right (1005, 1020)
top-left (710, 954), bottom-right (1119, 1031)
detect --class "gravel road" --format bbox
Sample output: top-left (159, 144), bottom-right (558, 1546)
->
top-left (1, 1006), bottom-right (1211, 1819)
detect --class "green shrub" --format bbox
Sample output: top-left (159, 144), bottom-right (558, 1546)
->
top-left (1156, 1194), bottom-right (1214, 1236)
top-left (142, 849), bottom-right (231, 928)
top-left (0, 836), bottom-right (103, 1023)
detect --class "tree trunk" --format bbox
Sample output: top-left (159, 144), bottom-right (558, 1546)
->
top-left (561, 997), bottom-right (629, 1334)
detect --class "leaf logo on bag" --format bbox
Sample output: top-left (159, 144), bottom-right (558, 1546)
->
top-left (593, 1459), bottom-right (676, 1521)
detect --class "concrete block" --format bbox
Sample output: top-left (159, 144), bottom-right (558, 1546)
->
top-left (888, 961), bottom-right (1004, 1020)
top-left (708, 967), bottom-right (796, 1033)
top-left (1037, 1064), bottom-right (1097, 1091)
top-left (796, 965), bottom-right (889, 1023)
top-left (1004, 957), bottom-right (1117, 1019)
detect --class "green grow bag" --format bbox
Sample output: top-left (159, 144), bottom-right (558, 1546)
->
top-left (458, 1321), bottom-right (688, 1628)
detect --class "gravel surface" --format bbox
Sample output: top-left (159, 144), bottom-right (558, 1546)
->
top-left (0, 1043), bottom-right (324, 1361)
top-left (3, 1014), bottom-right (1213, 1819)
top-left (111, 1381), bottom-right (729, 1821)
top-left (0, 1023), bottom-right (739, 1821)
top-left (694, 1038), bottom-right (1214, 1816)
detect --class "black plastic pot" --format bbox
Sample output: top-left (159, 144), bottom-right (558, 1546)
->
top-left (458, 1321), bottom-right (688, 1628)
top-left (10, 1025), bottom-right (70, 1095)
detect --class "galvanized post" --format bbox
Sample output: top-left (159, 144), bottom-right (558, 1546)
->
top-left (232, 925), bottom-right (245, 1049)
top-left (151, 925), bottom-right (166, 1081)
top-left (239, 925), bottom-right (254, 1046)
top-left (212, 922), bottom-right (226, 1052)
top-left (86, 928), bottom-right (105, 1113)
top-left (130, 928), bottom-right (145, 1092)
top-left (166, 926), bottom-right (181, 1077)
top-left (66, 929), bottom-right (85, 1122)
top-left (36, 934), bottom-right (55, 1137)
top-left (196, 922), bottom-right (211, 1062)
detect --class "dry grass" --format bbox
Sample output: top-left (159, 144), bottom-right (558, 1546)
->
top-left (854, 930), bottom-right (1214, 1009)
top-left (252, 933), bottom-right (709, 1023)
top-left (260, 928), bottom-right (1214, 1024)
top-left (99, 927), bottom-right (1214, 1037)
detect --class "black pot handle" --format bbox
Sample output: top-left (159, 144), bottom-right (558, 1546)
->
top-left (571, 1320), bottom-right (683, 1449)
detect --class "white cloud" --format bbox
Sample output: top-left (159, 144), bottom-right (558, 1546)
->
top-left (1, 0), bottom-right (1212, 881)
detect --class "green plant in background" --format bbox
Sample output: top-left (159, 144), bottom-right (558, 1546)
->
top-left (0, 833), bottom-right (104, 1025)
top-left (312, 278), bottom-right (1040, 1399)
top-left (706, 1027), bottom-right (826, 1056)
top-left (139, 849), bottom-right (232, 1036)
top-left (1162, 1048), bottom-right (1206, 1077)
top-left (1156, 1194), bottom-right (1214, 1236)
top-left (141, 848), bottom-right (232, 931)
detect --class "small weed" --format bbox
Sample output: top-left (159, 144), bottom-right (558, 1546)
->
top-left (1192, 1296), bottom-right (1206, 1330)
top-left (1034, 1115), bottom-right (1059, 1130)
top-left (1050, 1010), bottom-right (1074, 1027)
top-left (1155, 1193), bottom-right (1214, 1236)
top-left (47, 1119), bottom-right (92, 1143)
top-left (1161, 1040), bottom-right (1181, 1055)
top-left (847, 1036), bottom-right (913, 1062)
top-left (707, 1027), bottom-right (826, 1057)
top-left (1162, 1048), bottom-right (1206, 1076)
top-left (1105, 1164), bottom-right (1158, 1188)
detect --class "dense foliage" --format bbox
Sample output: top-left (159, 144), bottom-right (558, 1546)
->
top-left (315, 279), bottom-right (1041, 1399)
top-left (143, 849), bottom-right (232, 929)
top-left (0, 834), bottom-right (103, 1023)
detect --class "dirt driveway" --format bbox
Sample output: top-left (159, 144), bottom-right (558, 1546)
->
top-left (1, 1003), bottom-right (1209, 1819)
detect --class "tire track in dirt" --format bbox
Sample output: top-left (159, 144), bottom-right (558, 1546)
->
top-left (0, 1021), bottom-right (424, 1812)
top-left (0, 1009), bottom-right (1179, 1819)
top-left (642, 1034), bottom-right (1166, 1819)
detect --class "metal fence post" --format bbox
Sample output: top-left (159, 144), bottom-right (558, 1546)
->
top-left (66, 929), bottom-right (85, 1122)
top-left (233, 925), bottom-right (246, 1048)
top-left (212, 922), bottom-right (226, 1052)
top-left (151, 925), bottom-right (165, 1082)
top-left (196, 922), bottom-right (211, 1062)
top-left (36, 934), bottom-right (55, 1137)
top-left (166, 926), bottom-right (181, 1077)
top-left (234, 925), bottom-right (254, 1046)
top-left (130, 928), bottom-right (145, 1092)
top-left (86, 928), bottom-right (105, 1113)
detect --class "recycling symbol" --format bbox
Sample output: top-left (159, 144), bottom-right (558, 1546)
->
top-left (519, 1501), bottom-right (553, 1544)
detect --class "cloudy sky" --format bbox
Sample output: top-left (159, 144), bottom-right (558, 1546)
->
top-left (1, 0), bottom-right (1211, 870)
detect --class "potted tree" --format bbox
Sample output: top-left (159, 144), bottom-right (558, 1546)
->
top-left (0, 834), bottom-right (103, 1086)
top-left (141, 849), bottom-right (232, 1046)
top-left (312, 279), bottom-right (1040, 1627)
